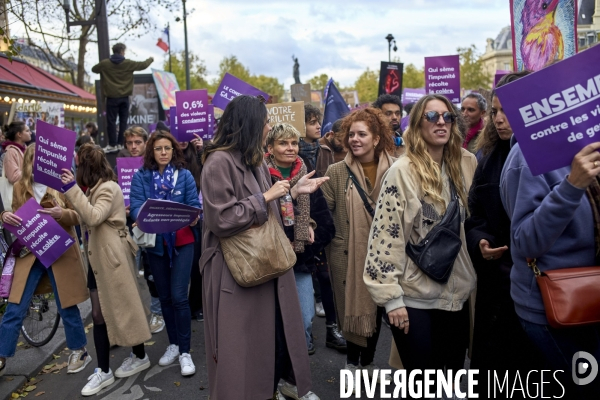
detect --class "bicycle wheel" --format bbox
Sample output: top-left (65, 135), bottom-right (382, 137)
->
top-left (21, 293), bottom-right (61, 347)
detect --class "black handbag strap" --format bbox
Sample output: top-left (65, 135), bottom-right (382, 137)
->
top-left (345, 165), bottom-right (375, 217)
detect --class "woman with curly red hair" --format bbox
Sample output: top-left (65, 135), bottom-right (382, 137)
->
top-left (320, 107), bottom-right (395, 382)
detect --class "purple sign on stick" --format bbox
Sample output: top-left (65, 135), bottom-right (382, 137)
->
top-left (117, 157), bottom-right (143, 206)
top-left (425, 55), bottom-right (461, 104)
top-left (495, 45), bottom-right (600, 175)
top-left (4, 198), bottom-right (75, 268)
top-left (494, 70), bottom-right (511, 87)
top-left (402, 88), bottom-right (426, 106)
top-left (212, 73), bottom-right (269, 111)
top-left (135, 199), bottom-right (201, 234)
top-left (176, 89), bottom-right (209, 142)
top-left (33, 120), bottom-right (76, 191)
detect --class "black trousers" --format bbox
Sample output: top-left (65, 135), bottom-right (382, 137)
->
top-left (106, 96), bottom-right (129, 146)
top-left (346, 306), bottom-right (384, 366)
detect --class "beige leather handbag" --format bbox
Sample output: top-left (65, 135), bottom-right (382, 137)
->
top-left (220, 208), bottom-right (296, 287)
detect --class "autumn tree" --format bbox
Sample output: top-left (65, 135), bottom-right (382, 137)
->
top-left (164, 51), bottom-right (209, 90)
top-left (8, 0), bottom-right (179, 88)
top-left (403, 63), bottom-right (425, 88)
top-left (457, 44), bottom-right (492, 90)
top-left (307, 74), bottom-right (330, 92)
top-left (353, 68), bottom-right (378, 103)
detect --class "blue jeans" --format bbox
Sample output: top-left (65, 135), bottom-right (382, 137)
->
top-left (519, 317), bottom-right (600, 399)
top-left (294, 271), bottom-right (315, 348)
top-left (149, 244), bottom-right (193, 353)
top-left (0, 259), bottom-right (86, 358)
top-left (150, 296), bottom-right (162, 315)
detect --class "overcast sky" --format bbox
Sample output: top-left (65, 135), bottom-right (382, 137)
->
top-left (14, 0), bottom-right (513, 88)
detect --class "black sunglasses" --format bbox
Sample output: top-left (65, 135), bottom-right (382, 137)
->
top-left (423, 111), bottom-right (456, 124)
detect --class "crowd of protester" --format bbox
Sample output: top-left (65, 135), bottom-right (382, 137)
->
top-left (0, 67), bottom-right (599, 399)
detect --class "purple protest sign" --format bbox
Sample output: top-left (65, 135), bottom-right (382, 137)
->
top-left (175, 89), bottom-right (209, 142)
top-left (135, 199), bottom-right (201, 234)
top-left (169, 106), bottom-right (179, 139)
top-left (402, 88), bottom-right (426, 106)
top-left (494, 70), bottom-right (511, 87)
top-left (424, 55), bottom-right (461, 104)
top-left (495, 45), bottom-right (600, 175)
top-left (4, 198), bottom-right (75, 268)
top-left (33, 120), bottom-right (76, 191)
top-left (117, 157), bottom-right (143, 206)
top-left (212, 73), bottom-right (269, 111)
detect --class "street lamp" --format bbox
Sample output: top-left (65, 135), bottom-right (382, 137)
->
top-left (385, 34), bottom-right (398, 62)
top-left (175, 0), bottom-right (190, 90)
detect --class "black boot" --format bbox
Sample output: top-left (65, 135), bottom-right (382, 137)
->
top-left (326, 324), bottom-right (347, 353)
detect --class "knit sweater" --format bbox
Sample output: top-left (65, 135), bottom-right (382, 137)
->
top-left (92, 58), bottom-right (153, 98)
top-left (500, 143), bottom-right (596, 325)
top-left (363, 150), bottom-right (478, 313)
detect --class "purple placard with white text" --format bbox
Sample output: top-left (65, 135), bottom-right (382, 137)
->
top-left (212, 73), bottom-right (269, 111)
top-left (495, 45), bottom-right (600, 175)
top-left (424, 55), bottom-right (461, 104)
top-left (117, 157), bottom-right (143, 206)
top-left (136, 199), bottom-right (201, 234)
top-left (175, 89), bottom-right (209, 142)
top-left (169, 106), bottom-right (178, 139)
top-left (33, 120), bottom-right (76, 191)
top-left (4, 198), bottom-right (75, 268)
top-left (402, 88), bottom-right (426, 106)
top-left (494, 70), bottom-right (511, 87)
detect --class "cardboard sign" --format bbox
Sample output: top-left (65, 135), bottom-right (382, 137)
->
top-left (402, 88), bottom-right (426, 106)
top-left (424, 55), bottom-right (461, 104)
top-left (291, 84), bottom-right (312, 103)
top-left (495, 45), bottom-right (600, 175)
top-left (116, 157), bottom-right (143, 206)
top-left (4, 198), bottom-right (75, 268)
top-left (378, 62), bottom-right (404, 97)
top-left (212, 73), bottom-right (269, 111)
top-left (33, 120), bottom-right (76, 192)
top-left (266, 102), bottom-right (306, 137)
top-left (175, 89), bottom-right (209, 142)
top-left (135, 199), bottom-right (201, 234)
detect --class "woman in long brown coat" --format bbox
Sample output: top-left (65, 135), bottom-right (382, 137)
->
top-left (61, 144), bottom-right (151, 396)
top-left (0, 144), bottom-right (89, 377)
top-left (201, 95), bottom-right (327, 399)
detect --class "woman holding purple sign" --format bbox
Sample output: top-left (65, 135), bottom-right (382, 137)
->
top-left (60, 144), bottom-right (152, 396)
top-left (129, 130), bottom-right (201, 377)
top-left (0, 144), bottom-right (90, 379)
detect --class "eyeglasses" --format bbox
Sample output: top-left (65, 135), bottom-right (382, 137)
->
top-left (423, 111), bottom-right (456, 124)
top-left (126, 140), bottom-right (144, 146)
top-left (153, 146), bottom-right (173, 153)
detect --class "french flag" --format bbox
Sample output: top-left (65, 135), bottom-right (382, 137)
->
top-left (156, 27), bottom-right (169, 52)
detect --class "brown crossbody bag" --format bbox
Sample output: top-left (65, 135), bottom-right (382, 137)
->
top-left (527, 258), bottom-right (600, 328)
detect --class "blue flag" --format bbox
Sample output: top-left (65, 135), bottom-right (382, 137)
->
top-left (321, 79), bottom-right (348, 136)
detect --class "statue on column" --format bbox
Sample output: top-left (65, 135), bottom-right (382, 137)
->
top-left (292, 55), bottom-right (301, 84)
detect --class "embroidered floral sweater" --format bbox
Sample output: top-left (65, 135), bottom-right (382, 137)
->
top-left (363, 149), bottom-right (478, 313)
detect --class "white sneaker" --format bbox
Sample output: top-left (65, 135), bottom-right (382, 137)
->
top-left (149, 314), bottom-right (165, 334)
top-left (103, 145), bottom-right (118, 153)
top-left (81, 368), bottom-right (115, 396)
top-left (159, 344), bottom-right (179, 366)
top-left (179, 353), bottom-right (195, 376)
top-left (114, 353), bottom-right (150, 378)
top-left (279, 381), bottom-right (320, 399)
top-left (67, 349), bottom-right (92, 374)
top-left (344, 363), bottom-right (360, 394)
top-left (362, 363), bottom-right (382, 384)
top-left (315, 302), bottom-right (325, 318)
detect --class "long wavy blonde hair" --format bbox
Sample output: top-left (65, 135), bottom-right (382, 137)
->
top-left (13, 144), bottom-right (65, 209)
top-left (403, 95), bottom-right (468, 213)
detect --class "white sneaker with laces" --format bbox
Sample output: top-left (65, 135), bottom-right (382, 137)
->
top-left (344, 363), bottom-right (360, 394)
top-left (150, 313), bottom-right (165, 334)
top-left (280, 380), bottom-right (320, 399)
top-left (159, 344), bottom-right (180, 366)
top-left (315, 302), bottom-right (325, 318)
top-left (81, 368), bottom-right (115, 396)
top-left (67, 349), bottom-right (92, 374)
top-left (179, 353), bottom-right (195, 376)
top-left (114, 353), bottom-right (150, 378)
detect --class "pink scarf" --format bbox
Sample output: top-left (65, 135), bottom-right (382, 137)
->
top-left (463, 119), bottom-right (483, 149)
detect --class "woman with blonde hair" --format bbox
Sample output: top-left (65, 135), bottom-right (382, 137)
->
top-left (363, 95), bottom-right (477, 398)
top-left (0, 145), bottom-right (90, 377)
top-left (320, 107), bottom-right (395, 379)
